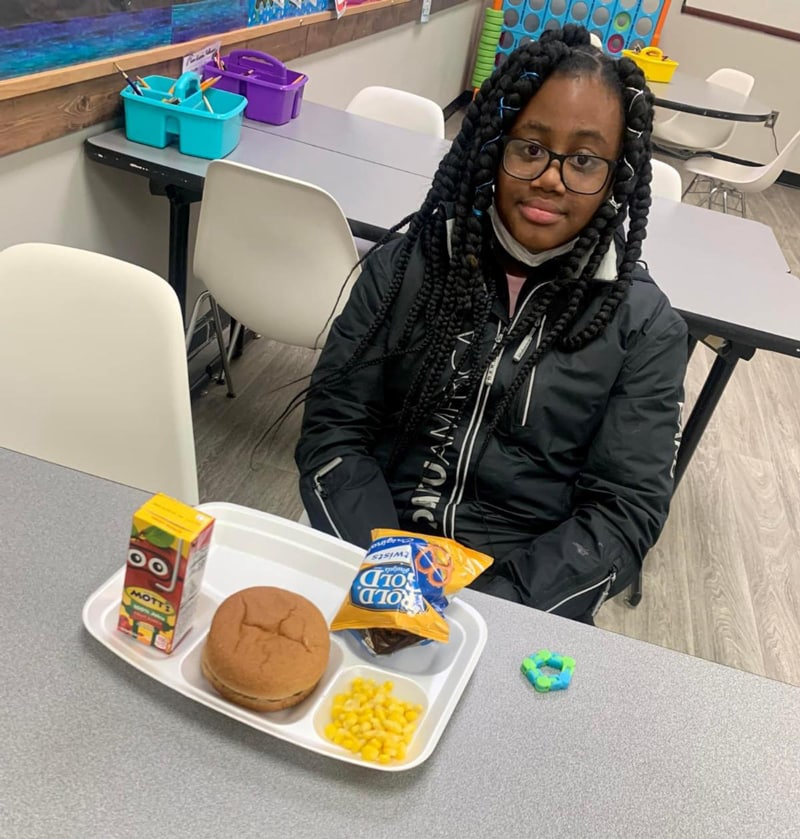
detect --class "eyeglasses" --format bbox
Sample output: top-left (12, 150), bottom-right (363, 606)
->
top-left (502, 138), bottom-right (617, 195)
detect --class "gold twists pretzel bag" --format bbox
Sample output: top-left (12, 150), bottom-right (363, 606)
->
top-left (331, 529), bottom-right (494, 655)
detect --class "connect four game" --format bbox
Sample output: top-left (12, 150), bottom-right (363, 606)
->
top-left (496, 0), bottom-right (670, 63)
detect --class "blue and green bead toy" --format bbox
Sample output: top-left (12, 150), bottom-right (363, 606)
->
top-left (521, 649), bottom-right (575, 693)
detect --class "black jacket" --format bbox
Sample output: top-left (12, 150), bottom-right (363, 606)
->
top-left (295, 233), bottom-right (688, 619)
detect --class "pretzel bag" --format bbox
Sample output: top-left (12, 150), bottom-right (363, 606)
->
top-left (331, 529), bottom-right (493, 655)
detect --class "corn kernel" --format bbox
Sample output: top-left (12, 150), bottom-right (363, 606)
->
top-left (362, 745), bottom-right (380, 762)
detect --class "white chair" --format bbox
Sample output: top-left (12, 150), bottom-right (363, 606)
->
top-left (186, 160), bottom-right (361, 397)
top-left (650, 159), bottom-right (683, 201)
top-left (652, 68), bottom-right (755, 154)
top-left (0, 243), bottom-right (198, 503)
top-left (346, 86), bottom-right (445, 138)
top-left (682, 126), bottom-right (800, 216)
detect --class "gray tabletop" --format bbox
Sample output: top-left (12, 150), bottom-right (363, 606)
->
top-left (245, 101), bottom-right (452, 178)
top-left (649, 71), bottom-right (773, 122)
top-left (643, 198), bottom-right (800, 352)
top-left (2, 446), bottom-right (800, 839)
top-left (88, 124), bottom-right (431, 235)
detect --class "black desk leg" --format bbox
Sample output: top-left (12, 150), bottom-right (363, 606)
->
top-left (149, 182), bottom-right (201, 315)
top-left (165, 186), bottom-right (192, 315)
top-left (674, 353), bottom-right (742, 487)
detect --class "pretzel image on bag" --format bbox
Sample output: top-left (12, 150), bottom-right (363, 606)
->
top-left (331, 529), bottom-right (494, 655)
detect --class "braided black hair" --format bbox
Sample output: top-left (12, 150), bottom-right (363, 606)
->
top-left (263, 25), bottom-right (654, 473)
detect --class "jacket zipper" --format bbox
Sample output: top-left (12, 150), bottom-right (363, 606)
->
top-left (443, 323), bottom-right (502, 537)
top-left (312, 456), bottom-right (344, 538)
top-left (518, 314), bottom-right (546, 427)
top-left (442, 282), bottom-right (550, 538)
top-left (545, 567), bottom-right (617, 616)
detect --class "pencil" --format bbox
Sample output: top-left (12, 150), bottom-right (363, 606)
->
top-left (135, 76), bottom-right (150, 89)
top-left (113, 62), bottom-right (143, 96)
top-left (200, 75), bottom-right (222, 92)
top-left (290, 73), bottom-right (305, 86)
top-left (203, 94), bottom-right (214, 113)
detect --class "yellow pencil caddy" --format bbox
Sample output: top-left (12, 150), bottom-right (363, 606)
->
top-left (622, 47), bottom-right (679, 84)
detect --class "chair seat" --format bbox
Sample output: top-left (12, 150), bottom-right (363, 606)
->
top-left (683, 155), bottom-right (772, 192)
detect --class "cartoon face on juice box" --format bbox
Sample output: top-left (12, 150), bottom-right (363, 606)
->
top-left (118, 494), bottom-right (215, 654)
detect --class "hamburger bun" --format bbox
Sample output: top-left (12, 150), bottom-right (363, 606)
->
top-left (201, 586), bottom-right (330, 712)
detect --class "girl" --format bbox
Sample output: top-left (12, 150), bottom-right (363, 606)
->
top-left (294, 26), bottom-right (687, 623)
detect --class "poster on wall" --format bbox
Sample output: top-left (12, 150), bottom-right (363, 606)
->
top-left (0, 0), bottom-right (333, 81)
top-left (682, 0), bottom-right (800, 40)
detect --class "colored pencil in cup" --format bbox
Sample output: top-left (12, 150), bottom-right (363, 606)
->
top-left (203, 95), bottom-right (214, 113)
top-left (290, 73), bottom-right (305, 86)
top-left (113, 62), bottom-right (143, 96)
top-left (135, 76), bottom-right (150, 89)
top-left (200, 75), bottom-right (222, 92)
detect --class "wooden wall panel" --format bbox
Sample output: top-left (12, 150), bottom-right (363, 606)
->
top-left (0, 0), bottom-right (472, 157)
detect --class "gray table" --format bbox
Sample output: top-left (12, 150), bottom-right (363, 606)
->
top-left (2, 445), bottom-right (800, 839)
top-left (645, 197), bottom-right (793, 345)
top-left (246, 100), bottom-right (452, 178)
top-left (649, 71), bottom-right (774, 122)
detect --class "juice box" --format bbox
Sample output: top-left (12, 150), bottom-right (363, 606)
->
top-left (118, 493), bottom-right (215, 654)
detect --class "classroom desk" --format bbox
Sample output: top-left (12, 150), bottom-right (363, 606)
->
top-left (642, 198), bottom-right (797, 486)
top-left (84, 117), bottom-right (797, 493)
top-left (2, 446), bottom-right (800, 839)
top-left (649, 71), bottom-right (775, 122)
top-left (245, 100), bottom-right (452, 178)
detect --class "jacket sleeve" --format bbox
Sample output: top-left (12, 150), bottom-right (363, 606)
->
top-left (475, 309), bottom-right (688, 618)
top-left (294, 247), bottom-right (401, 549)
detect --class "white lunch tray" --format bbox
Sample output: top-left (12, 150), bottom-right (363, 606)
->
top-left (82, 502), bottom-right (488, 772)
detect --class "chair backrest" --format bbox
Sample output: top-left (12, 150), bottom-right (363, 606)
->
top-left (706, 68), bottom-right (756, 98)
top-left (0, 243), bottom-right (198, 504)
top-left (346, 86), bottom-right (446, 138)
top-left (194, 160), bottom-right (360, 350)
top-left (739, 125), bottom-right (800, 192)
top-left (653, 67), bottom-right (755, 152)
top-left (650, 159), bottom-right (683, 201)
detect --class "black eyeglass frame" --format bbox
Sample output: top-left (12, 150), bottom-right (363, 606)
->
top-left (501, 137), bottom-right (618, 196)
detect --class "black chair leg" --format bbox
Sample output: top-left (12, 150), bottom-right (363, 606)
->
top-left (626, 571), bottom-right (643, 608)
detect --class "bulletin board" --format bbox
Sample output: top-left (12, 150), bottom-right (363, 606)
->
top-left (0, 0), bottom-right (335, 82)
top-left (682, 0), bottom-right (800, 41)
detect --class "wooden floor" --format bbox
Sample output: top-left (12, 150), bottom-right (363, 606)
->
top-left (192, 131), bottom-right (800, 688)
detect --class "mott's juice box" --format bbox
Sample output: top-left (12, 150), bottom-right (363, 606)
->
top-left (118, 493), bottom-right (215, 654)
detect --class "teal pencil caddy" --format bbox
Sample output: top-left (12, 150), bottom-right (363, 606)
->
top-left (121, 72), bottom-right (247, 159)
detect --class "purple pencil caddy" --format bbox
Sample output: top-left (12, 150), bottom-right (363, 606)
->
top-left (202, 50), bottom-right (308, 126)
